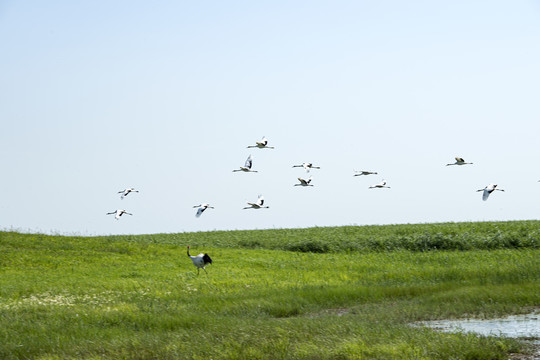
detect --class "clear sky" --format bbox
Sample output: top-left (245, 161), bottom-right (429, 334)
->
top-left (1, 1), bottom-right (540, 235)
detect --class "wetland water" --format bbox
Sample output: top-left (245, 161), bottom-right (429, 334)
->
top-left (420, 312), bottom-right (539, 339)
top-left (418, 312), bottom-right (540, 356)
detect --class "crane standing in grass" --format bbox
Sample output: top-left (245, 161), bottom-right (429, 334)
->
top-left (187, 245), bottom-right (212, 275)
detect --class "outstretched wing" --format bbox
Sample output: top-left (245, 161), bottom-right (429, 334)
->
top-left (245, 155), bottom-right (253, 169)
top-left (196, 207), bottom-right (205, 217)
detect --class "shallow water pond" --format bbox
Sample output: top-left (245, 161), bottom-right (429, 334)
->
top-left (418, 312), bottom-right (540, 345)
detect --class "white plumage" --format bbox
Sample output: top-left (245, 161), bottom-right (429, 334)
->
top-left (243, 195), bottom-right (269, 209)
top-left (106, 209), bottom-right (132, 220)
top-left (292, 163), bottom-right (320, 172)
top-left (187, 245), bottom-right (212, 275)
top-left (233, 155), bottom-right (258, 173)
top-left (477, 184), bottom-right (504, 201)
top-left (193, 203), bottom-right (214, 217)
top-left (247, 136), bottom-right (274, 149)
top-left (118, 188), bottom-right (139, 199)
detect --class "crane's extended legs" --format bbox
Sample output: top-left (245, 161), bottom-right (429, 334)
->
top-left (195, 267), bottom-right (208, 275)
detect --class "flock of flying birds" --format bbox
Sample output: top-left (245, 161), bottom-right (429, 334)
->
top-left (105, 137), bottom-right (511, 274)
top-left (106, 137), bottom-right (508, 222)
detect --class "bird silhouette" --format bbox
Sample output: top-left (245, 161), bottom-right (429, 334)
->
top-left (106, 209), bottom-right (132, 220)
top-left (292, 163), bottom-right (320, 172)
top-left (118, 188), bottom-right (139, 199)
top-left (193, 203), bottom-right (214, 217)
top-left (446, 157), bottom-right (473, 166)
top-left (477, 184), bottom-right (504, 201)
top-left (294, 177), bottom-right (314, 187)
top-left (369, 180), bottom-right (391, 189)
top-left (243, 195), bottom-right (269, 209)
top-left (233, 155), bottom-right (258, 173)
top-left (354, 170), bottom-right (378, 176)
top-left (247, 136), bottom-right (274, 149)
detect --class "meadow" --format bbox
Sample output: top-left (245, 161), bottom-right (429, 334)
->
top-left (0, 220), bottom-right (539, 359)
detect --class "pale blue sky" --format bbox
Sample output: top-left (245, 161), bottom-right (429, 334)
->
top-left (1, 1), bottom-right (540, 235)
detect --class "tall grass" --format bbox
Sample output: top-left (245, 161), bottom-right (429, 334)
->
top-left (0, 221), bottom-right (539, 359)
top-left (104, 220), bottom-right (540, 252)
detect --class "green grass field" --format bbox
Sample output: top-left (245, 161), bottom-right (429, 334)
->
top-left (1, 221), bottom-right (539, 359)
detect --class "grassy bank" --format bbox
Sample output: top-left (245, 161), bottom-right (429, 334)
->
top-left (113, 220), bottom-right (540, 252)
top-left (1, 221), bottom-right (539, 359)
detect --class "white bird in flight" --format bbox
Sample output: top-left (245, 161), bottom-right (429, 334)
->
top-left (243, 195), bottom-right (269, 209)
top-left (477, 184), bottom-right (504, 201)
top-left (292, 163), bottom-right (320, 172)
top-left (294, 176), bottom-right (314, 187)
top-left (118, 188), bottom-right (139, 199)
top-left (233, 155), bottom-right (258, 173)
top-left (187, 245), bottom-right (212, 275)
top-left (106, 209), bottom-right (132, 220)
top-left (247, 136), bottom-right (274, 149)
top-left (354, 170), bottom-right (378, 176)
top-left (193, 203), bottom-right (214, 217)
top-left (446, 157), bottom-right (473, 166)
top-left (369, 180), bottom-right (390, 189)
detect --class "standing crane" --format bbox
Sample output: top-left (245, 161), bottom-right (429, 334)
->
top-left (187, 245), bottom-right (212, 275)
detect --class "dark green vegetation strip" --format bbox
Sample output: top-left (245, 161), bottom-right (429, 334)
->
top-left (116, 220), bottom-right (539, 252)
top-left (0, 221), bottom-right (539, 359)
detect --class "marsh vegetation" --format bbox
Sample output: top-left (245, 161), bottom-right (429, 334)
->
top-left (1, 221), bottom-right (539, 359)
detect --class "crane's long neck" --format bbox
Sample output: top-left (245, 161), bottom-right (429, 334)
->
top-left (187, 246), bottom-right (191, 257)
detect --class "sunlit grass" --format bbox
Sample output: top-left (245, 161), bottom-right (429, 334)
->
top-left (0, 221), bottom-right (539, 359)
